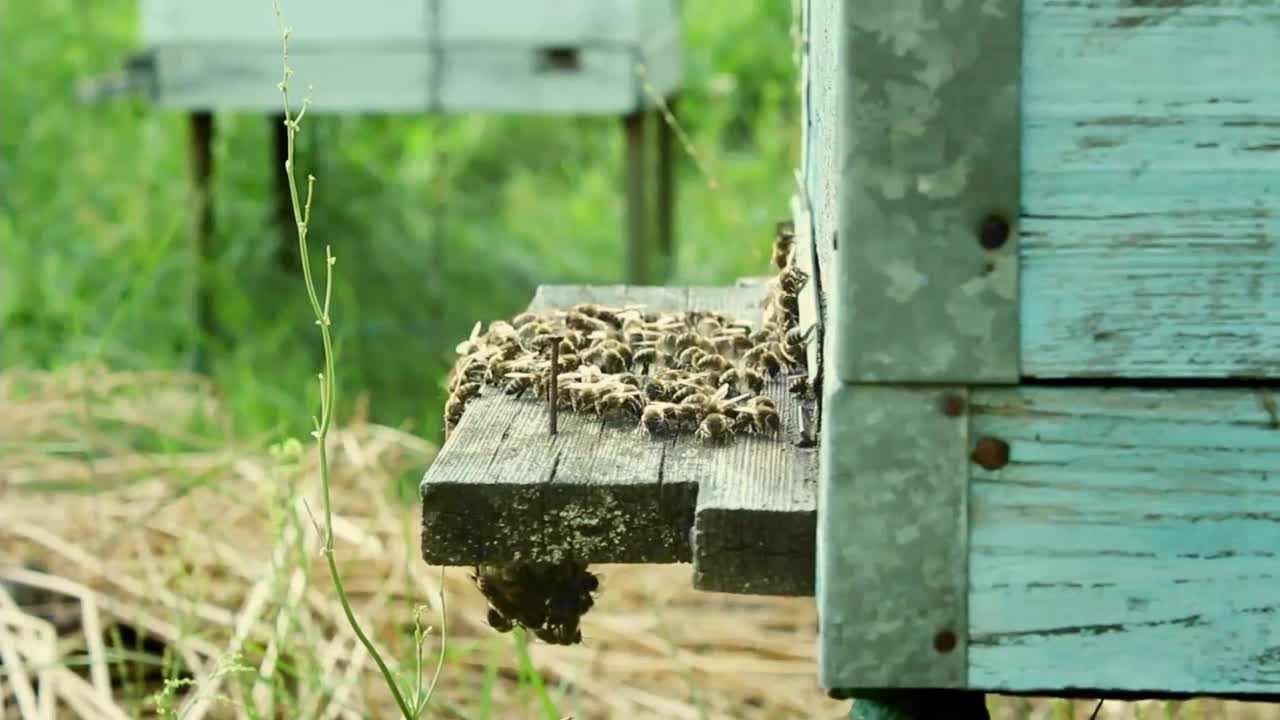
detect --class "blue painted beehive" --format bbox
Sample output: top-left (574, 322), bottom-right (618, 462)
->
top-left (801, 0), bottom-right (1280, 705)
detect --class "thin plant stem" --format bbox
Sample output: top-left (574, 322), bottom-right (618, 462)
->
top-left (270, 3), bottom-right (438, 717)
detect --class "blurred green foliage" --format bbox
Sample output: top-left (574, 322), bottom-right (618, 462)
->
top-left (0, 0), bottom-right (799, 444)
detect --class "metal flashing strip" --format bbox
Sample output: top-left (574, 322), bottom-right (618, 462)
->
top-left (836, 0), bottom-right (1022, 384)
top-left (818, 384), bottom-right (971, 691)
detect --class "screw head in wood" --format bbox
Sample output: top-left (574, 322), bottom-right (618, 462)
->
top-left (939, 393), bottom-right (966, 417)
top-left (977, 213), bottom-right (1011, 250)
top-left (970, 437), bottom-right (1010, 471)
top-left (933, 629), bottom-right (958, 654)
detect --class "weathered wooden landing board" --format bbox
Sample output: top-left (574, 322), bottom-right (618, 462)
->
top-left (420, 284), bottom-right (819, 597)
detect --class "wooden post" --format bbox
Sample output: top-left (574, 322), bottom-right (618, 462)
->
top-left (272, 113), bottom-right (299, 273)
top-left (622, 109), bottom-right (648, 285)
top-left (655, 93), bottom-right (678, 281)
top-left (189, 110), bottom-right (216, 371)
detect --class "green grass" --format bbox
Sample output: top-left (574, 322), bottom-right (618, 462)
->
top-left (0, 0), bottom-right (799, 446)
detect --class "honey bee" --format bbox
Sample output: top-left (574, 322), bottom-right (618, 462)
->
top-left (444, 394), bottom-right (468, 433)
top-left (574, 303), bottom-right (644, 329)
top-left (471, 560), bottom-right (599, 646)
top-left (453, 381), bottom-right (482, 403)
top-left (789, 375), bottom-right (813, 399)
top-left (782, 325), bottom-right (815, 365)
top-left (712, 330), bottom-right (754, 357)
top-left (454, 320), bottom-right (486, 356)
top-left (773, 220), bottom-right (796, 270)
top-left (594, 387), bottom-right (645, 422)
top-left (671, 331), bottom-right (714, 354)
top-left (640, 402), bottom-right (681, 436)
top-left (633, 346), bottom-right (672, 374)
top-left (584, 340), bottom-right (630, 374)
top-left (731, 396), bottom-right (782, 436)
top-left (779, 264), bottom-right (809, 296)
top-left (511, 311), bottom-right (542, 328)
top-left (719, 367), bottom-right (765, 395)
top-left (517, 319), bottom-right (555, 345)
top-left (486, 319), bottom-right (519, 341)
top-left (669, 376), bottom-right (717, 403)
top-left (744, 342), bottom-right (787, 376)
top-left (561, 381), bottom-right (598, 412)
top-left (565, 311), bottom-right (610, 333)
top-left (559, 365), bottom-right (605, 385)
top-left (486, 607), bottom-right (514, 633)
top-left (693, 352), bottom-right (735, 374)
top-left (676, 345), bottom-right (707, 369)
top-left (680, 384), bottom-right (750, 418)
top-left (778, 292), bottom-right (800, 325)
top-left (645, 379), bottom-right (673, 402)
top-left (503, 370), bottom-right (546, 399)
top-left (446, 356), bottom-right (486, 393)
top-left (553, 352), bottom-right (580, 372)
top-left (695, 412), bottom-right (734, 444)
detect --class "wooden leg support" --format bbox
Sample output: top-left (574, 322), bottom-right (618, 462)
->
top-left (655, 93), bottom-right (678, 281)
top-left (849, 691), bottom-right (989, 720)
top-left (189, 110), bottom-right (216, 372)
top-left (622, 109), bottom-right (649, 285)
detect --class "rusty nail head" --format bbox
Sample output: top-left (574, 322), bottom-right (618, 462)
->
top-left (933, 629), bottom-right (958, 654)
top-left (970, 437), bottom-right (1010, 471)
top-left (939, 393), bottom-right (966, 417)
top-left (978, 213), bottom-right (1011, 250)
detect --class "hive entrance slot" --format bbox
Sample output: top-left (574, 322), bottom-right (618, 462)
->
top-left (535, 47), bottom-right (582, 73)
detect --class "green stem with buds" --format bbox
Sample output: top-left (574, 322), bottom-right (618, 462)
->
top-left (271, 3), bottom-right (439, 717)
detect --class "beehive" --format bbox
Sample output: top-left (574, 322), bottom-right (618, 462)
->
top-left (137, 0), bottom-right (682, 114)
top-left (804, 0), bottom-right (1280, 706)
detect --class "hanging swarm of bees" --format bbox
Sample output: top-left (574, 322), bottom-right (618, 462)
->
top-left (469, 560), bottom-right (599, 645)
top-left (447, 221), bottom-right (812, 645)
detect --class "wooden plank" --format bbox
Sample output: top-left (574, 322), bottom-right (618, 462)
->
top-left (440, 47), bottom-right (644, 114)
top-left (148, 43), bottom-right (678, 115)
top-left (151, 45), bottom-right (432, 112)
top-left (142, 0), bottom-right (427, 44)
top-left (1018, 0), bottom-right (1280, 379)
top-left (690, 284), bottom-right (819, 596)
top-left (142, 0), bottom-right (681, 47)
top-left (420, 284), bottom-right (818, 596)
top-left (440, 0), bottom-right (665, 47)
top-left (967, 386), bottom-right (1280, 695)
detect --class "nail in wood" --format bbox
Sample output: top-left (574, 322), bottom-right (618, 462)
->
top-left (548, 337), bottom-right (560, 435)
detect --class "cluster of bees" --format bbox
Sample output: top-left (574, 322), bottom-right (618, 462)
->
top-left (444, 222), bottom-right (811, 447)
top-left (449, 221), bottom-right (812, 644)
top-left (470, 560), bottom-right (599, 645)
